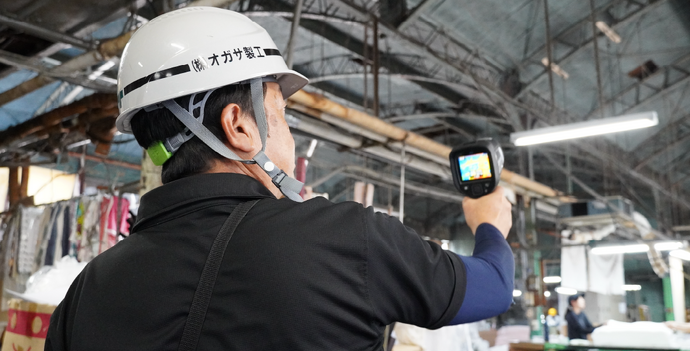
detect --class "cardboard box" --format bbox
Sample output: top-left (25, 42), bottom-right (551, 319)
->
top-left (1, 299), bottom-right (55, 351)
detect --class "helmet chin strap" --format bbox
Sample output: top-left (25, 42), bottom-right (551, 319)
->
top-left (160, 77), bottom-right (304, 202)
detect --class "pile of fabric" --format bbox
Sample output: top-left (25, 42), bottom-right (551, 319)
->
top-left (0, 194), bottom-right (132, 292)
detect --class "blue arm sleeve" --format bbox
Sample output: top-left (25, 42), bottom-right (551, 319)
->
top-left (447, 223), bottom-right (514, 325)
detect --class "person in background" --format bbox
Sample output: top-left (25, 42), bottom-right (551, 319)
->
top-left (565, 293), bottom-right (605, 340)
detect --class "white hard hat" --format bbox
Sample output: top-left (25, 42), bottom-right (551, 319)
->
top-left (115, 7), bottom-right (308, 133)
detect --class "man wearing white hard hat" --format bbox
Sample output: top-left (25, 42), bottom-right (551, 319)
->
top-left (46, 7), bottom-right (515, 350)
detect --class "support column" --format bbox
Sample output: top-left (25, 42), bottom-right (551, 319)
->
top-left (8, 167), bottom-right (19, 208)
top-left (663, 275), bottom-right (674, 321)
top-left (527, 147), bottom-right (543, 337)
top-left (372, 17), bottom-right (380, 118)
top-left (399, 143), bottom-right (406, 223)
top-left (19, 166), bottom-right (29, 200)
top-left (670, 257), bottom-right (686, 322)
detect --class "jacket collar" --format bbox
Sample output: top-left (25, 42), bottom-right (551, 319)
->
top-left (134, 173), bottom-right (275, 230)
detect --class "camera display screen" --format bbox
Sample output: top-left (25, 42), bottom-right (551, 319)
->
top-left (458, 152), bottom-right (492, 181)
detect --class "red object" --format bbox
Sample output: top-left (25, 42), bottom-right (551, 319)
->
top-left (295, 157), bottom-right (307, 198)
top-left (6, 309), bottom-right (52, 339)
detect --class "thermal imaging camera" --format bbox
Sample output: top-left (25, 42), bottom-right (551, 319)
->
top-left (449, 138), bottom-right (504, 198)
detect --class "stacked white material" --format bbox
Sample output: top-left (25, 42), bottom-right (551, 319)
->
top-left (591, 320), bottom-right (677, 349)
top-left (394, 323), bottom-right (490, 351)
top-left (6, 256), bottom-right (87, 306)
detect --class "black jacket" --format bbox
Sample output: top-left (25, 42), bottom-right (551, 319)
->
top-left (46, 173), bottom-right (468, 350)
top-left (565, 308), bottom-right (596, 340)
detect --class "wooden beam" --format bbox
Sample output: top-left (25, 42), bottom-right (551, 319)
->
top-left (8, 167), bottom-right (19, 208)
top-left (19, 166), bottom-right (29, 199)
top-left (66, 152), bottom-right (141, 170)
top-left (0, 93), bottom-right (116, 147)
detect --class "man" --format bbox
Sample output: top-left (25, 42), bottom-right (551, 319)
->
top-left (565, 293), bottom-right (602, 340)
top-left (46, 8), bottom-right (515, 350)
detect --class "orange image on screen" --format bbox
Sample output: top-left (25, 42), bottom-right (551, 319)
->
top-left (458, 153), bottom-right (492, 181)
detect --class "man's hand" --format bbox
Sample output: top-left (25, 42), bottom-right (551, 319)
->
top-left (462, 185), bottom-right (512, 238)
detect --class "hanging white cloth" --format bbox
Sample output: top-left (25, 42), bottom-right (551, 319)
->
top-left (560, 243), bottom-right (588, 292)
top-left (588, 249), bottom-right (625, 295)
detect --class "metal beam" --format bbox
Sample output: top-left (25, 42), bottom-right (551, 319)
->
top-left (0, 12), bottom-right (96, 50)
top-left (634, 132), bottom-right (690, 171)
top-left (309, 72), bottom-right (478, 92)
top-left (284, 0), bottom-right (305, 69)
top-left (397, 0), bottom-right (440, 31)
top-left (0, 49), bottom-right (115, 92)
top-left (243, 11), bottom-right (363, 25)
top-left (575, 141), bottom-right (690, 211)
top-left (292, 0), bottom-right (523, 126)
top-left (672, 173), bottom-right (690, 188)
top-left (517, 0), bottom-right (668, 99)
top-left (262, 3), bottom-right (474, 109)
top-left (620, 75), bottom-right (690, 116)
top-left (585, 52), bottom-right (690, 119)
top-left (631, 111), bottom-right (690, 154)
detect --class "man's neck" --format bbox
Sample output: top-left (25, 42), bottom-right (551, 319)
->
top-left (572, 306), bottom-right (583, 314)
top-left (206, 159), bottom-right (283, 199)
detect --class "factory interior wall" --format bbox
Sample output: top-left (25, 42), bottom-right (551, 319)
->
top-left (582, 292), bottom-right (627, 324)
top-left (449, 223), bottom-right (475, 257)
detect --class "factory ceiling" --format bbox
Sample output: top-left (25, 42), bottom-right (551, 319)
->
top-left (0, 0), bottom-right (688, 236)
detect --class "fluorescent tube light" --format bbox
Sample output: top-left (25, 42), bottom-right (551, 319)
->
top-left (306, 139), bottom-right (318, 158)
top-left (511, 112), bottom-right (658, 146)
top-left (541, 58), bottom-right (570, 79)
top-left (622, 284), bottom-right (641, 291)
top-left (513, 290), bottom-right (523, 297)
top-left (543, 276), bottom-right (562, 284)
top-left (670, 250), bottom-right (690, 261)
top-left (544, 291), bottom-right (551, 297)
top-left (654, 241), bottom-right (684, 251)
top-left (591, 244), bottom-right (649, 255)
top-left (555, 287), bottom-right (578, 295)
top-left (596, 21), bottom-right (622, 43)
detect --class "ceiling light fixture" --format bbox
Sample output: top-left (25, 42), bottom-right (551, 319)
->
top-left (596, 21), bottom-right (622, 43)
top-left (622, 284), bottom-right (641, 291)
top-left (670, 249), bottom-right (690, 261)
top-left (510, 111), bottom-right (658, 146)
top-left (589, 241), bottom-right (683, 255)
top-left (513, 290), bottom-right (523, 297)
top-left (543, 276), bottom-right (562, 284)
top-left (654, 241), bottom-right (684, 251)
top-left (306, 139), bottom-right (318, 158)
top-left (555, 287), bottom-right (578, 295)
top-left (544, 291), bottom-right (552, 297)
top-left (591, 244), bottom-right (649, 255)
top-left (541, 58), bottom-right (570, 79)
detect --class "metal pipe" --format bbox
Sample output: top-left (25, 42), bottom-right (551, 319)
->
top-left (288, 90), bottom-right (563, 199)
top-left (0, 12), bottom-right (95, 50)
top-left (363, 22), bottom-right (368, 111)
top-left (566, 145), bottom-right (573, 194)
top-left (399, 143), bottom-right (406, 223)
top-left (372, 17), bottom-right (380, 117)
top-left (543, 0), bottom-right (555, 110)
top-left (66, 151), bottom-right (142, 170)
top-left (287, 100), bottom-right (450, 166)
top-left (589, 0), bottom-right (605, 119)
top-left (288, 112), bottom-right (452, 179)
top-left (285, 0), bottom-right (305, 69)
top-left (0, 0), bottom-right (239, 107)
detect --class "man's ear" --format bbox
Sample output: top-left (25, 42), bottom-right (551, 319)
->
top-left (219, 103), bottom-right (258, 154)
